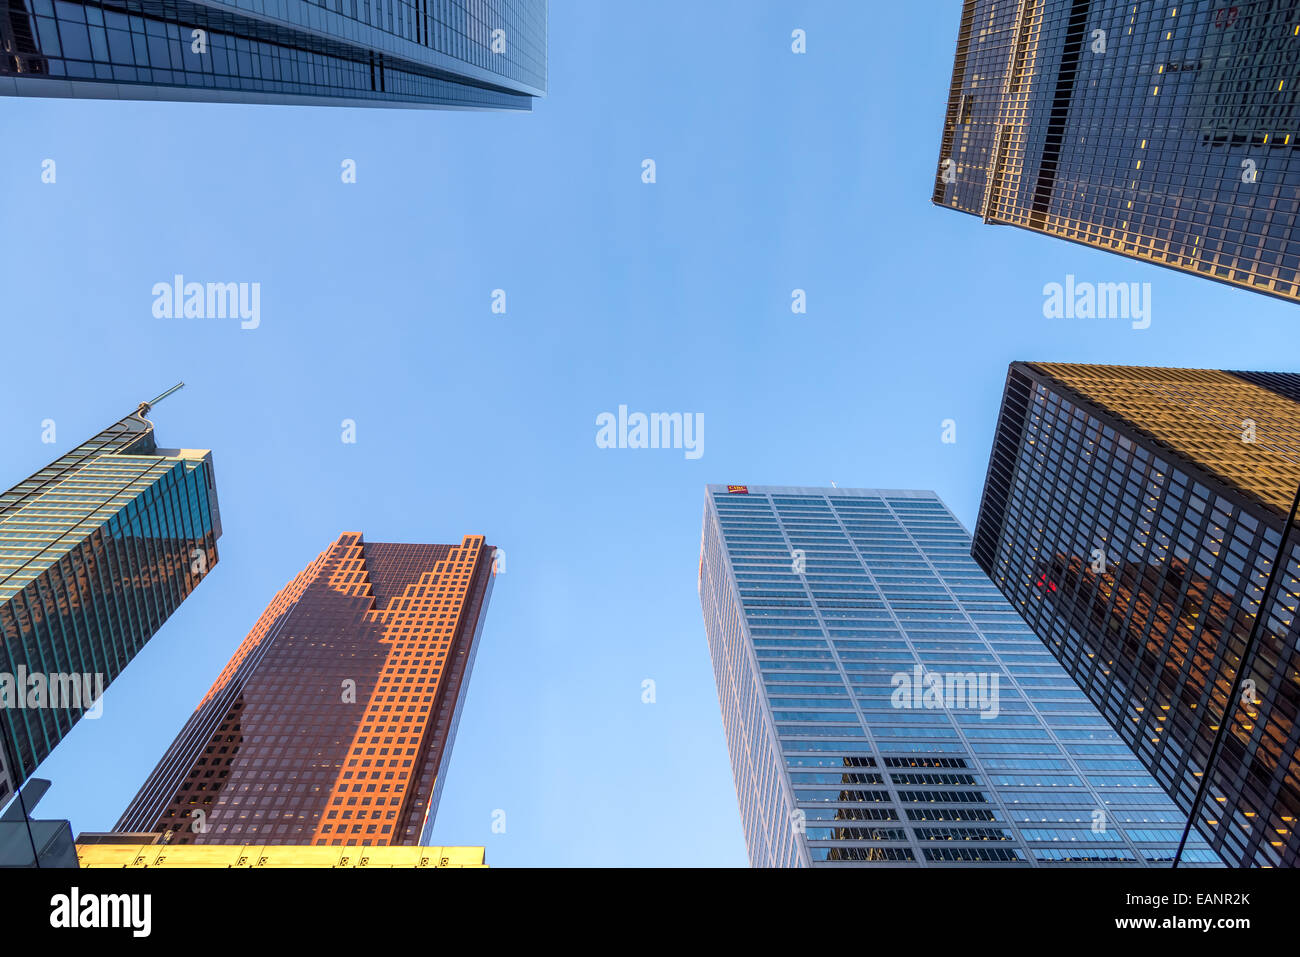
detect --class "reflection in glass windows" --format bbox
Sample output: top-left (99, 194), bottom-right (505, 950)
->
top-left (973, 362), bottom-right (1300, 867)
top-left (1, 0), bottom-right (546, 109)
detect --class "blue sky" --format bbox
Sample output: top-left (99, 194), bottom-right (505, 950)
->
top-left (1, 0), bottom-right (1296, 867)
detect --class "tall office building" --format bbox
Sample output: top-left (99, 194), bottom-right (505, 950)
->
top-left (1, 0), bottom-right (546, 109)
top-left (114, 532), bottom-right (496, 846)
top-left (973, 362), bottom-right (1300, 867)
top-left (0, 389), bottom-right (221, 805)
top-left (698, 484), bottom-right (1219, 867)
top-left (934, 0), bottom-right (1300, 302)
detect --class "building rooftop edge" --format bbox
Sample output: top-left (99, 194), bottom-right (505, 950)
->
top-left (705, 485), bottom-right (940, 498)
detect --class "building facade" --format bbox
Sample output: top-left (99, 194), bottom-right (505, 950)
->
top-left (115, 532), bottom-right (496, 847)
top-left (0, 779), bottom-right (77, 867)
top-left (0, 397), bottom-right (221, 804)
top-left (933, 0), bottom-right (1300, 302)
top-left (699, 484), bottom-right (1219, 867)
top-left (1, 0), bottom-right (546, 109)
top-left (973, 362), bottom-right (1300, 867)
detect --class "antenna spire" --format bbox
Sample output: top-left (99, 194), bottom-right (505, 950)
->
top-left (138, 382), bottom-right (185, 417)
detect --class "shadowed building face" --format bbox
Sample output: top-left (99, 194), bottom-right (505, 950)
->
top-left (974, 362), bottom-right (1300, 867)
top-left (115, 532), bottom-right (496, 847)
top-left (1032, 551), bottom-right (1254, 752)
top-left (1, 0), bottom-right (546, 109)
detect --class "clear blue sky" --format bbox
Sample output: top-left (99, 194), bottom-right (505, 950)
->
top-left (1, 0), bottom-right (1295, 867)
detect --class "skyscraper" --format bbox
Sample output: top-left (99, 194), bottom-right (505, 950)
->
top-left (114, 532), bottom-right (496, 847)
top-left (698, 484), bottom-right (1219, 867)
top-left (1, 0), bottom-right (546, 109)
top-left (0, 386), bottom-right (221, 805)
top-left (972, 362), bottom-right (1300, 867)
top-left (933, 0), bottom-right (1300, 302)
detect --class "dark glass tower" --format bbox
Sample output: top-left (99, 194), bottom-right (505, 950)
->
top-left (114, 532), bottom-right (496, 847)
top-left (1, 0), bottom-right (546, 109)
top-left (0, 388), bottom-right (222, 805)
top-left (699, 484), bottom-right (1218, 867)
top-left (973, 362), bottom-right (1300, 867)
top-left (934, 0), bottom-right (1300, 302)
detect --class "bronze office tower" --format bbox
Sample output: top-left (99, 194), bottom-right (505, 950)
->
top-left (934, 0), bottom-right (1300, 302)
top-left (973, 363), bottom-right (1300, 867)
top-left (114, 532), bottom-right (496, 846)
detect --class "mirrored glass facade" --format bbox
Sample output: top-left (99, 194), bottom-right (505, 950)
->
top-left (1, 0), bottom-right (546, 109)
top-left (114, 532), bottom-right (496, 847)
top-left (699, 484), bottom-right (1218, 867)
top-left (934, 0), bottom-right (1300, 302)
top-left (0, 404), bottom-right (221, 805)
top-left (973, 362), bottom-right (1300, 867)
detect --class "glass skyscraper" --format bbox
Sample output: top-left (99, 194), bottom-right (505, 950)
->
top-left (113, 532), bottom-right (495, 846)
top-left (1, 0), bottom-right (546, 109)
top-left (699, 484), bottom-right (1220, 867)
top-left (0, 392), bottom-right (221, 806)
top-left (934, 0), bottom-right (1300, 302)
top-left (973, 362), bottom-right (1300, 867)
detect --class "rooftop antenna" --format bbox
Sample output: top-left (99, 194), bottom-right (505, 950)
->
top-left (137, 382), bottom-right (185, 418)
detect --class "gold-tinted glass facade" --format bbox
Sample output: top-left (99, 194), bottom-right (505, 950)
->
top-left (1035, 363), bottom-right (1300, 514)
top-left (973, 362), bottom-right (1300, 867)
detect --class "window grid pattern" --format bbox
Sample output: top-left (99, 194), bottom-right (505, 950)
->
top-left (935, 0), bottom-right (1300, 302)
top-left (113, 532), bottom-right (495, 848)
top-left (699, 485), bottom-right (1219, 867)
top-left (1, 0), bottom-right (544, 108)
top-left (0, 411), bottom-right (220, 803)
top-left (972, 362), bottom-right (1300, 867)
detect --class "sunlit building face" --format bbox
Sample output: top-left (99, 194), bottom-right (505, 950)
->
top-left (935, 0), bottom-right (1300, 302)
top-left (699, 484), bottom-right (1219, 867)
top-left (114, 533), bottom-right (496, 847)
